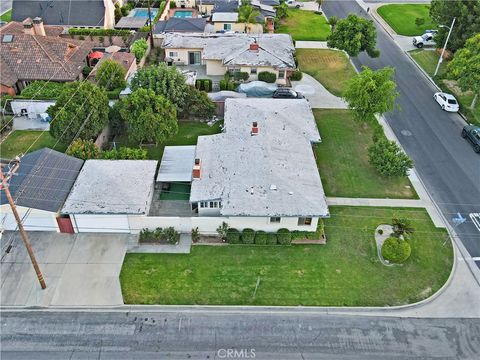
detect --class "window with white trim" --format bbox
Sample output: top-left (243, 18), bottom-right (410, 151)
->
top-left (224, 23), bottom-right (232, 31)
top-left (297, 217), bottom-right (312, 226)
top-left (270, 217), bottom-right (281, 223)
top-left (278, 70), bottom-right (285, 79)
top-left (169, 51), bottom-right (178, 57)
top-left (250, 67), bottom-right (257, 74)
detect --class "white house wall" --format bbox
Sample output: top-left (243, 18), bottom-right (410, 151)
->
top-left (72, 214), bottom-right (130, 233)
top-left (165, 48), bottom-right (203, 65)
top-left (1, 205), bottom-right (58, 232)
top-left (205, 59), bottom-right (226, 75)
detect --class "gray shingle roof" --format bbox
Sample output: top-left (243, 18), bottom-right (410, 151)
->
top-left (1, 148), bottom-right (84, 212)
top-left (153, 18), bottom-right (207, 33)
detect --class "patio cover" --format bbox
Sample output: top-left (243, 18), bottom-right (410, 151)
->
top-left (157, 145), bottom-right (196, 183)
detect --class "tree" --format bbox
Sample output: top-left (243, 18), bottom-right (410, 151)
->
top-left (343, 66), bottom-right (399, 121)
top-left (95, 59), bottom-right (127, 91)
top-left (237, 1), bottom-right (261, 33)
top-left (181, 87), bottom-right (216, 119)
top-left (448, 33), bottom-right (480, 108)
top-left (392, 218), bottom-right (415, 238)
top-left (274, 1), bottom-right (288, 21)
top-left (48, 82), bottom-right (109, 144)
top-left (130, 38), bottom-right (148, 63)
top-left (327, 14), bottom-right (379, 57)
top-left (328, 15), bottom-right (338, 32)
top-left (368, 139), bottom-right (413, 177)
top-left (66, 139), bottom-right (100, 160)
top-left (114, 88), bottom-right (178, 144)
top-left (131, 63), bottom-right (190, 112)
top-left (430, 0), bottom-right (480, 52)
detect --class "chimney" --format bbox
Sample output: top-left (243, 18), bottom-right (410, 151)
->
top-left (251, 121), bottom-right (259, 135)
top-left (249, 42), bottom-right (259, 52)
top-left (33, 17), bottom-right (46, 36)
top-left (23, 19), bottom-right (34, 35)
top-left (192, 158), bottom-right (201, 179)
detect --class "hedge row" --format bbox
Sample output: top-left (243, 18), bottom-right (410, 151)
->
top-left (68, 28), bottom-right (131, 36)
top-left (195, 79), bottom-right (212, 92)
top-left (258, 71), bottom-right (277, 83)
top-left (226, 228), bottom-right (292, 245)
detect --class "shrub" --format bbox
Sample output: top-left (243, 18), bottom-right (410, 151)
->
top-left (266, 233), bottom-right (278, 245)
top-left (277, 228), bottom-right (291, 245)
top-left (191, 227), bottom-right (200, 242)
top-left (163, 226), bottom-right (180, 244)
top-left (82, 66), bottom-right (92, 77)
top-left (290, 70), bottom-right (303, 81)
top-left (368, 138), bottom-right (413, 177)
top-left (241, 228), bottom-right (255, 244)
top-left (216, 221), bottom-right (229, 240)
top-left (226, 228), bottom-right (241, 244)
top-left (227, 81), bottom-right (236, 91)
top-left (68, 28), bottom-right (131, 36)
top-left (254, 231), bottom-right (267, 245)
top-left (66, 139), bottom-right (100, 160)
top-left (219, 79), bottom-right (228, 90)
top-left (234, 72), bottom-right (249, 81)
top-left (381, 237), bottom-right (411, 263)
top-left (203, 79), bottom-right (212, 92)
top-left (20, 81), bottom-right (65, 99)
top-left (139, 227), bottom-right (179, 244)
top-left (415, 17), bottom-right (425, 28)
top-left (258, 71), bottom-right (277, 83)
top-left (101, 147), bottom-right (148, 159)
top-left (131, 39), bottom-right (148, 63)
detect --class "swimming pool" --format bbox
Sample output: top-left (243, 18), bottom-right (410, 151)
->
top-left (131, 8), bottom-right (158, 20)
top-left (173, 10), bottom-right (193, 18)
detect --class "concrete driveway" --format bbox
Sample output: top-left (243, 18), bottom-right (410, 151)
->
top-left (1, 231), bottom-right (130, 307)
top-left (291, 73), bottom-right (348, 109)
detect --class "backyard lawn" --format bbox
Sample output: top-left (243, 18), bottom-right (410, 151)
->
top-left (377, 4), bottom-right (435, 36)
top-left (0, 130), bottom-right (67, 159)
top-left (296, 49), bottom-right (356, 97)
top-left (314, 109), bottom-right (417, 199)
top-left (277, 9), bottom-right (330, 41)
top-left (120, 206), bottom-right (453, 306)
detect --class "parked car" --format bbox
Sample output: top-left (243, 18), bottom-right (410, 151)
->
top-left (272, 88), bottom-right (304, 99)
top-left (461, 125), bottom-right (480, 153)
top-left (286, 0), bottom-right (303, 8)
top-left (434, 92), bottom-right (459, 112)
top-left (412, 32), bottom-right (436, 48)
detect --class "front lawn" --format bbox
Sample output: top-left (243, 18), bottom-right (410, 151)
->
top-left (0, 130), bottom-right (67, 159)
top-left (296, 49), bottom-right (356, 97)
top-left (120, 206), bottom-right (453, 306)
top-left (314, 109), bottom-right (417, 199)
top-left (116, 121), bottom-right (223, 160)
top-left (409, 49), bottom-right (447, 77)
top-left (377, 4), bottom-right (435, 36)
top-left (276, 9), bottom-right (330, 41)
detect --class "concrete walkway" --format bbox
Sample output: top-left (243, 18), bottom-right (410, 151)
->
top-left (291, 73), bottom-right (348, 109)
top-left (127, 233), bottom-right (192, 254)
top-left (295, 41), bottom-right (329, 49)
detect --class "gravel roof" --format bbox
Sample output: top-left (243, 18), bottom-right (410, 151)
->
top-left (62, 160), bottom-right (157, 215)
top-left (211, 12), bottom-right (238, 22)
top-left (190, 99), bottom-right (329, 217)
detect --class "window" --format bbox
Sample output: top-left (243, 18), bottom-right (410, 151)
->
top-left (270, 217), bottom-right (281, 223)
top-left (278, 70), bottom-right (285, 79)
top-left (169, 51), bottom-right (178, 57)
top-left (298, 217), bottom-right (312, 226)
top-left (224, 23), bottom-right (232, 31)
top-left (250, 67), bottom-right (257, 74)
top-left (200, 202), bottom-right (206, 208)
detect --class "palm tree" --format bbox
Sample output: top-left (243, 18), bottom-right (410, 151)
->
top-left (392, 218), bottom-right (415, 238)
top-left (316, 0), bottom-right (323, 11)
top-left (238, 1), bottom-right (261, 33)
top-left (328, 16), bottom-right (338, 32)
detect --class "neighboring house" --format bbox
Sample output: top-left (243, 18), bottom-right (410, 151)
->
top-left (11, 0), bottom-right (116, 28)
top-left (0, 18), bottom-right (95, 95)
top-left (89, 51), bottom-right (137, 80)
top-left (176, 0), bottom-right (197, 8)
top-left (152, 18), bottom-right (207, 45)
top-left (210, 12), bottom-right (263, 34)
top-left (162, 32), bottom-right (295, 84)
top-left (1, 149), bottom-right (84, 232)
top-left (61, 160), bottom-right (158, 233)
top-left (154, 98), bottom-right (329, 232)
top-left (200, 0), bottom-right (276, 22)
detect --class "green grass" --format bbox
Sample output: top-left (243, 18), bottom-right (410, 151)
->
top-left (409, 49), bottom-right (447, 77)
top-left (296, 49), bottom-right (357, 97)
top-left (377, 4), bottom-right (435, 36)
top-left (0, 130), bottom-right (67, 159)
top-left (277, 9), bottom-right (330, 41)
top-left (314, 109), bottom-right (417, 199)
top-left (117, 121), bottom-right (223, 160)
top-left (160, 183), bottom-right (191, 201)
top-left (120, 206), bottom-right (453, 306)
top-left (0, 10), bottom-right (12, 22)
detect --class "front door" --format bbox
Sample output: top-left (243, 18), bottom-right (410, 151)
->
top-left (188, 51), bottom-right (201, 65)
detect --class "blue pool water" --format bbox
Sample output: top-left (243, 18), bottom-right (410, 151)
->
top-left (132, 8), bottom-right (158, 20)
top-left (173, 10), bottom-right (193, 18)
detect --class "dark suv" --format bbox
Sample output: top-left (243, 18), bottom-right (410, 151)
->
top-left (272, 88), bottom-right (304, 99)
top-left (462, 125), bottom-right (480, 153)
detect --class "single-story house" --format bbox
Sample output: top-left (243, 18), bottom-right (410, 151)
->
top-left (152, 17), bottom-right (208, 45)
top-left (11, 0), bottom-right (116, 28)
top-left (210, 12), bottom-right (263, 34)
top-left (0, 18), bottom-right (95, 95)
top-left (161, 32), bottom-right (296, 85)
top-left (61, 160), bottom-right (157, 233)
top-left (1, 149), bottom-right (84, 232)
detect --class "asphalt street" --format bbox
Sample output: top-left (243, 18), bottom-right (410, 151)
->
top-left (322, 0), bottom-right (480, 260)
top-left (1, 310), bottom-right (480, 359)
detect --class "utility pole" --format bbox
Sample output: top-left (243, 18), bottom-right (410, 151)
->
top-left (0, 162), bottom-right (46, 289)
top-left (434, 17), bottom-right (456, 77)
top-left (147, 0), bottom-right (154, 48)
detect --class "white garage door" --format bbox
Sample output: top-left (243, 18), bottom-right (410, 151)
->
top-left (1, 207), bottom-right (58, 232)
top-left (72, 214), bottom-right (130, 233)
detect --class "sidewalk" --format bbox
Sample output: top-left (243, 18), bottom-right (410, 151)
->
top-left (295, 41), bottom-right (329, 49)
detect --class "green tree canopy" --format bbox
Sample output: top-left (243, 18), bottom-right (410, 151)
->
top-left (430, 0), bottom-right (480, 52)
top-left (181, 87), bottom-right (216, 119)
top-left (274, 2), bottom-right (288, 20)
top-left (66, 139), bottom-right (100, 160)
top-left (327, 14), bottom-right (379, 57)
top-left (48, 81), bottom-right (109, 143)
top-left (368, 138), bottom-right (413, 177)
top-left (448, 33), bottom-right (480, 98)
top-left (95, 59), bottom-right (127, 91)
top-left (130, 38), bottom-right (148, 63)
top-left (238, 1), bottom-right (261, 32)
top-left (114, 88), bottom-right (178, 144)
top-left (130, 63), bottom-right (189, 112)
top-left (343, 66), bottom-right (399, 120)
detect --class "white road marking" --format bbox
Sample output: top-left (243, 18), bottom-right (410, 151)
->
top-left (469, 213), bottom-right (480, 232)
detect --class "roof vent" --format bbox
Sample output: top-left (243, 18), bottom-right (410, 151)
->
top-left (270, 184), bottom-right (277, 191)
top-left (192, 158), bottom-right (201, 179)
top-left (251, 121), bottom-right (258, 136)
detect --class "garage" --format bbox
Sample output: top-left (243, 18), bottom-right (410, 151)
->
top-left (71, 214), bottom-right (130, 233)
